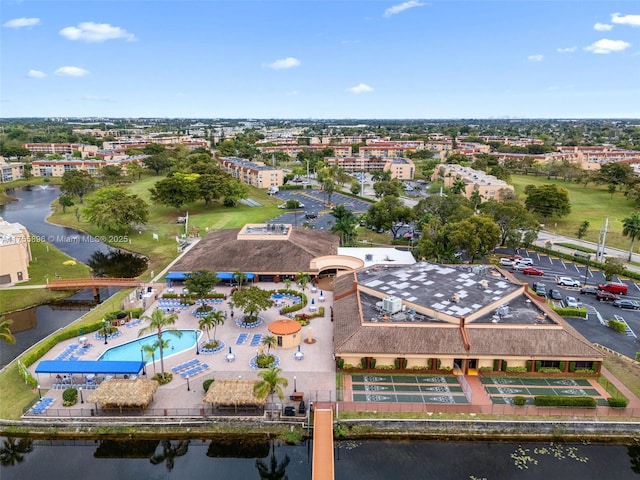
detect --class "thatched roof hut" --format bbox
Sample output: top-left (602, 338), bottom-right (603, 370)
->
top-left (204, 380), bottom-right (266, 414)
top-left (87, 379), bottom-right (159, 412)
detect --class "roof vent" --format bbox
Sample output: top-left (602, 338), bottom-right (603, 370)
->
top-left (382, 296), bottom-right (402, 314)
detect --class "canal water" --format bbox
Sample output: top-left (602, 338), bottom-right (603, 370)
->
top-left (0, 437), bottom-right (637, 479)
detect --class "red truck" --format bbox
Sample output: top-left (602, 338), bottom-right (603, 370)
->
top-left (598, 282), bottom-right (628, 295)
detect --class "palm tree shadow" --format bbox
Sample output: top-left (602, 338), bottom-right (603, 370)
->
top-left (150, 439), bottom-right (190, 472)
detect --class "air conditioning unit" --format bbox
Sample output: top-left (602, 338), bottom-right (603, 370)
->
top-left (382, 296), bottom-right (402, 314)
top-left (365, 254), bottom-right (373, 261)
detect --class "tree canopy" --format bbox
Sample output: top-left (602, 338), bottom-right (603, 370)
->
top-left (524, 184), bottom-right (571, 219)
top-left (60, 170), bottom-right (95, 203)
top-left (231, 286), bottom-right (273, 320)
top-left (84, 186), bottom-right (149, 232)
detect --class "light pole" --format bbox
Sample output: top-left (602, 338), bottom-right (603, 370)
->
top-left (294, 376), bottom-right (297, 393)
top-left (195, 330), bottom-right (200, 355)
top-left (186, 374), bottom-right (190, 391)
top-left (79, 387), bottom-right (84, 404)
top-left (37, 384), bottom-right (42, 399)
top-left (140, 348), bottom-right (146, 375)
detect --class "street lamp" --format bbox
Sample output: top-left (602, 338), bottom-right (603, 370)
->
top-left (79, 387), bottom-right (84, 404)
top-left (140, 348), bottom-right (146, 375)
top-left (186, 375), bottom-right (190, 391)
top-left (195, 330), bottom-right (200, 355)
top-left (37, 384), bottom-right (42, 399)
top-left (294, 376), bottom-right (297, 393)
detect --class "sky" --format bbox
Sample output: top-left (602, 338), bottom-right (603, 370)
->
top-left (1, 0), bottom-right (639, 119)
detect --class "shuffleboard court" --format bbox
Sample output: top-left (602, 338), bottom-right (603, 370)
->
top-left (479, 377), bottom-right (592, 387)
top-left (349, 374), bottom-right (468, 404)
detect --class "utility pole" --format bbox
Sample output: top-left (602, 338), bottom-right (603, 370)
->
top-left (597, 218), bottom-right (609, 263)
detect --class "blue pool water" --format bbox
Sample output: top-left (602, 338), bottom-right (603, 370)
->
top-left (98, 330), bottom-right (199, 362)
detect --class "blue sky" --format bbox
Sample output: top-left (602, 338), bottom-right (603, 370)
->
top-left (1, 1), bottom-right (639, 118)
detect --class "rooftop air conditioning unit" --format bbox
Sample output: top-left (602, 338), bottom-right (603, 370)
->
top-left (365, 254), bottom-right (373, 261)
top-left (382, 296), bottom-right (402, 315)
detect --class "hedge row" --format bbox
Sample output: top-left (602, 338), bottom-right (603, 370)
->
top-left (551, 306), bottom-right (588, 318)
top-left (533, 395), bottom-right (597, 408)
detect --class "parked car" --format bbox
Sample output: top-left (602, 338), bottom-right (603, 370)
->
top-left (278, 202), bottom-right (304, 209)
top-left (304, 212), bottom-right (317, 219)
top-left (514, 258), bottom-right (534, 267)
top-left (596, 291), bottom-right (620, 302)
top-left (612, 299), bottom-right (640, 310)
top-left (564, 296), bottom-right (580, 308)
top-left (547, 289), bottom-right (562, 300)
top-left (522, 267), bottom-right (544, 276)
top-left (499, 258), bottom-right (514, 267)
top-left (557, 277), bottom-right (581, 287)
top-left (513, 263), bottom-right (527, 271)
top-left (580, 286), bottom-right (599, 295)
top-left (598, 282), bottom-right (628, 295)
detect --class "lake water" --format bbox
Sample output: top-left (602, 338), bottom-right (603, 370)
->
top-left (0, 437), bottom-right (637, 479)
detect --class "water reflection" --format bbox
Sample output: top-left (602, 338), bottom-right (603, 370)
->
top-left (256, 442), bottom-right (290, 480)
top-left (87, 249), bottom-right (148, 278)
top-left (0, 437), bottom-right (33, 467)
top-left (150, 440), bottom-right (190, 472)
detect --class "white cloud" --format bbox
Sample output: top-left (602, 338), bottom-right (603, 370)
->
top-left (59, 22), bottom-right (136, 42)
top-left (27, 69), bottom-right (46, 78)
top-left (3, 17), bottom-right (40, 28)
top-left (611, 13), bottom-right (640, 27)
top-left (557, 46), bottom-right (577, 53)
top-left (347, 83), bottom-right (374, 94)
top-left (266, 57), bottom-right (301, 70)
top-left (584, 38), bottom-right (631, 54)
top-left (286, 90), bottom-right (299, 96)
top-left (55, 66), bottom-right (89, 77)
top-left (594, 22), bottom-right (613, 31)
top-left (384, 1), bottom-right (425, 17)
top-left (527, 54), bottom-right (544, 62)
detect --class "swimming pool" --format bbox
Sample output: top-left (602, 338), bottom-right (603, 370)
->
top-left (98, 330), bottom-right (199, 362)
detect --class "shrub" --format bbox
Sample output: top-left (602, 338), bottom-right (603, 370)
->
top-left (203, 378), bottom-right (214, 392)
top-left (493, 359), bottom-right (500, 371)
top-left (203, 340), bottom-right (220, 350)
top-left (506, 366), bottom-right (528, 373)
top-left (256, 354), bottom-right (275, 368)
top-left (153, 373), bottom-right (173, 385)
top-left (336, 358), bottom-right (345, 369)
top-left (343, 363), bottom-right (354, 370)
top-left (479, 366), bottom-right (493, 372)
top-left (575, 369), bottom-right (595, 374)
top-left (608, 319), bottom-right (627, 333)
top-left (534, 395), bottom-right (597, 408)
top-left (551, 306), bottom-right (588, 318)
top-left (412, 365), bottom-right (429, 371)
top-left (375, 365), bottom-right (394, 370)
top-left (513, 396), bottom-right (527, 406)
top-left (62, 388), bottom-right (78, 406)
top-left (636, 352), bottom-right (640, 362)
top-left (607, 397), bottom-right (629, 408)
top-left (369, 358), bottom-right (377, 369)
top-left (440, 366), bottom-right (452, 371)
top-left (130, 307), bottom-right (143, 318)
top-left (539, 367), bottom-right (562, 373)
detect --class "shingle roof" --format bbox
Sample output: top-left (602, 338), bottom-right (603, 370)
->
top-left (171, 228), bottom-right (339, 274)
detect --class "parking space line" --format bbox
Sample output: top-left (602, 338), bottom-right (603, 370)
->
top-left (635, 283), bottom-right (640, 292)
top-left (574, 264), bottom-right (580, 274)
top-left (560, 259), bottom-right (566, 269)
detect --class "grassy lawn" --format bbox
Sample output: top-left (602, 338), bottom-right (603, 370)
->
top-left (511, 174), bottom-right (638, 251)
top-left (48, 174), bottom-right (283, 278)
top-left (0, 242), bottom-right (91, 313)
top-left (602, 354), bottom-right (640, 399)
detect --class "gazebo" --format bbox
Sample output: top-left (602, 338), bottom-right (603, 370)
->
top-left (267, 319), bottom-right (302, 349)
top-left (204, 380), bottom-right (266, 415)
top-left (87, 379), bottom-right (159, 413)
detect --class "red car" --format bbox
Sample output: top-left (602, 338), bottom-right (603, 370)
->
top-left (598, 282), bottom-right (628, 295)
top-left (522, 267), bottom-right (544, 276)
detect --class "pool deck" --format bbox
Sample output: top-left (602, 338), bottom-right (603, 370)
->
top-left (29, 283), bottom-right (337, 413)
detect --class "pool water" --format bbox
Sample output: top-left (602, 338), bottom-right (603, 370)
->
top-left (98, 330), bottom-right (199, 362)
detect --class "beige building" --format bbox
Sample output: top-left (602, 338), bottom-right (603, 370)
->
top-left (0, 218), bottom-right (31, 284)
top-left (434, 164), bottom-right (514, 202)
top-left (0, 160), bottom-right (25, 183)
top-left (324, 157), bottom-right (415, 180)
top-left (31, 157), bottom-right (145, 178)
top-left (217, 157), bottom-right (284, 188)
top-left (22, 143), bottom-right (99, 159)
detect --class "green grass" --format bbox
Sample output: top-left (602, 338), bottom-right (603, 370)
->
top-left (555, 242), bottom-right (597, 253)
top-left (0, 241), bottom-right (91, 313)
top-left (511, 174), bottom-right (638, 251)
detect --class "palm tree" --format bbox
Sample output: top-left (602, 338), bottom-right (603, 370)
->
top-left (622, 212), bottom-right (640, 261)
top-left (451, 179), bottom-right (467, 195)
top-left (256, 441), bottom-right (290, 480)
top-left (253, 366), bottom-right (288, 412)
top-left (233, 270), bottom-right (248, 289)
top-left (141, 343), bottom-right (158, 375)
top-left (0, 316), bottom-right (16, 344)
top-left (261, 334), bottom-right (276, 354)
top-left (138, 308), bottom-right (181, 380)
top-left (0, 437), bottom-right (33, 466)
top-left (199, 310), bottom-right (225, 343)
top-left (283, 278), bottom-right (292, 291)
top-left (470, 189), bottom-right (482, 212)
top-left (296, 272), bottom-right (310, 293)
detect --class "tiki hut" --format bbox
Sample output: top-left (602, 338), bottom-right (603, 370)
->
top-left (87, 379), bottom-right (159, 413)
top-left (203, 380), bottom-right (266, 415)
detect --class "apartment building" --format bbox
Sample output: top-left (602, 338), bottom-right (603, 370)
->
top-left (102, 136), bottom-right (210, 150)
top-left (31, 156), bottom-right (145, 178)
top-left (0, 218), bottom-right (31, 284)
top-left (22, 143), bottom-right (99, 159)
top-left (257, 144), bottom-right (352, 158)
top-left (496, 152), bottom-right (602, 171)
top-left (0, 161), bottom-right (25, 183)
top-left (434, 164), bottom-right (514, 201)
top-left (325, 157), bottom-right (415, 180)
top-left (359, 142), bottom-right (421, 158)
top-left (217, 156), bottom-right (283, 189)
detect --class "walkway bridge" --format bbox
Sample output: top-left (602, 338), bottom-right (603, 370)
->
top-left (312, 408), bottom-right (335, 480)
top-left (45, 278), bottom-right (142, 301)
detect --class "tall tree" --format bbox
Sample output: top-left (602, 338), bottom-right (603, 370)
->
top-left (199, 310), bottom-right (225, 343)
top-left (100, 164), bottom-right (123, 185)
top-left (253, 366), bottom-right (289, 410)
top-left (446, 215), bottom-right (501, 260)
top-left (149, 175), bottom-right (199, 211)
top-left (367, 196), bottom-right (414, 239)
top-left (84, 186), bottom-right (149, 232)
top-left (138, 309), bottom-right (181, 380)
top-left (126, 161), bottom-right (144, 180)
top-left (60, 170), bottom-right (95, 203)
top-left (142, 342), bottom-right (158, 375)
top-left (231, 286), bottom-right (273, 321)
top-left (184, 270), bottom-right (219, 310)
top-left (261, 334), bottom-right (276, 354)
top-left (524, 184), bottom-right (571, 219)
top-left (330, 204), bottom-right (358, 246)
top-left (622, 212), bottom-right (640, 261)
top-left (296, 272), bottom-right (310, 293)
top-left (233, 270), bottom-right (248, 289)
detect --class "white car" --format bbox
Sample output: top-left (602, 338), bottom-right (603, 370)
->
top-left (557, 277), bottom-right (580, 287)
top-left (514, 258), bottom-right (534, 267)
top-left (564, 296), bottom-right (580, 308)
top-left (499, 258), bottom-right (514, 267)
top-left (278, 202), bottom-right (304, 209)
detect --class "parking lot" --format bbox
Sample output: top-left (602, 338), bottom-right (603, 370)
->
top-left (267, 189), bottom-right (372, 230)
top-left (497, 247), bottom-right (640, 358)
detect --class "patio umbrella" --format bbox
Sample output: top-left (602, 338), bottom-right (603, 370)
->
top-left (319, 290), bottom-right (323, 297)
top-left (311, 298), bottom-right (315, 305)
